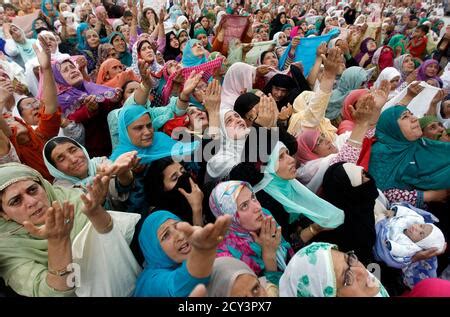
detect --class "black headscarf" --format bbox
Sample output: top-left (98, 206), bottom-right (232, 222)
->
top-left (270, 13), bottom-right (287, 39)
top-left (163, 31), bottom-right (181, 61)
top-left (144, 157), bottom-right (196, 224)
top-left (234, 92), bottom-right (261, 118)
top-left (263, 74), bottom-right (297, 110)
top-left (319, 162), bottom-right (379, 265)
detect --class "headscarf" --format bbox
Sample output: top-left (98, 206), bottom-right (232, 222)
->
top-left (41, 0), bottom-right (59, 23)
top-left (337, 89), bottom-right (369, 135)
top-left (295, 129), bottom-right (321, 164)
top-left (325, 67), bottom-right (368, 120)
top-left (253, 142), bottom-right (344, 228)
top-left (270, 13), bottom-right (287, 39)
top-left (388, 34), bottom-right (406, 56)
top-left (50, 58), bottom-right (121, 117)
top-left (0, 163), bottom-right (89, 296)
top-left (279, 242), bottom-right (389, 297)
top-left (96, 58), bottom-right (140, 87)
top-left (321, 162), bottom-right (378, 264)
top-left (262, 74), bottom-right (297, 111)
top-left (369, 106), bottom-right (450, 191)
top-left (97, 43), bottom-right (115, 67)
top-left (130, 36), bottom-right (163, 77)
top-left (193, 28), bottom-right (212, 52)
top-left (371, 46), bottom-right (394, 71)
top-left (393, 54), bottom-right (413, 81)
top-left (8, 24), bottom-right (37, 65)
top-left (133, 210), bottom-right (210, 296)
top-left (164, 31), bottom-right (182, 62)
top-left (109, 105), bottom-right (199, 164)
top-left (181, 39), bottom-right (207, 67)
top-left (207, 257), bottom-right (257, 297)
top-left (354, 37), bottom-right (376, 68)
top-left (209, 181), bottom-right (293, 275)
top-left (76, 22), bottom-right (90, 51)
top-left (416, 59), bottom-right (441, 83)
top-left (220, 62), bottom-right (256, 111)
top-left (206, 109), bottom-right (249, 179)
top-left (373, 67), bottom-right (401, 98)
top-left (108, 32), bottom-right (132, 67)
top-left (273, 32), bottom-right (285, 47)
top-left (43, 136), bottom-right (101, 186)
top-left (403, 278), bottom-right (450, 297)
top-left (233, 93), bottom-right (261, 118)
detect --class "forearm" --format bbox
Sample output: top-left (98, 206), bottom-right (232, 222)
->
top-left (116, 171), bottom-right (134, 187)
top-left (187, 248), bottom-right (216, 278)
top-left (67, 105), bottom-right (97, 123)
top-left (262, 251), bottom-right (277, 272)
top-left (42, 68), bottom-right (58, 115)
top-left (86, 207), bottom-right (113, 234)
top-left (319, 71), bottom-right (336, 93)
top-left (192, 208), bottom-right (203, 227)
top-left (349, 122), bottom-right (369, 143)
top-left (177, 93), bottom-right (190, 110)
top-left (0, 116), bottom-right (12, 137)
top-left (46, 238), bottom-right (73, 291)
top-left (307, 57), bottom-right (322, 88)
top-left (134, 85), bottom-right (151, 105)
top-left (426, 102), bottom-right (438, 116)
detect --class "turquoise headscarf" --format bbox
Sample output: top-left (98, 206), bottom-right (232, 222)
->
top-left (109, 105), bottom-right (199, 164)
top-left (134, 210), bottom-right (209, 297)
top-left (76, 22), bottom-right (90, 51)
top-left (388, 34), bottom-right (406, 56)
top-left (181, 39), bottom-right (207, 67)
top-left (41, 0), bottom-right (59, 23)
top-left (193, 28), bottom-right (212, 52)
top-left (325, 66), bottom-right (368, 120)
top-left (369, 106), bottom-right (450, 191)
top-left (253, 142), bottom-right (344, 228)
top-left (109, 32), bottom-right (132, 67)
top-left (42, 136), bottom-right (102, 187)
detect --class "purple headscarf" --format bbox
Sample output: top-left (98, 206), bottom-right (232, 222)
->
top-left (355, 37), bottom-right (376, 68)
top-left (416, 59), bottom-right (443, 87)
top-left (50, 59), bottom-right (121, 116)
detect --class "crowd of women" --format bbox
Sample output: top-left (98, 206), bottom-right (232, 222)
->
top-left (0, 0), bottom-right (450, 298)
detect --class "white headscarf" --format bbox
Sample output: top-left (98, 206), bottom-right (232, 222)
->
top-left (374, 67), bottom-right (401, 100)
top-left (220, 62), bottom-right (256, 111)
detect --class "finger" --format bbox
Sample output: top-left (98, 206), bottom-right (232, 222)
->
top-left (53, 201), bottom-right (63, 227)
top-left (23, 221), bottom-right (44, 237)
top-left (175, 221), bottom-right (196, 239)
top-left (178, 187), bottom-right (188, 197)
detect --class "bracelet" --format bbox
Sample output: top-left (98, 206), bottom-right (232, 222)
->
top-left (309, 225), bottom-right (317, 236)
top-left (98, 215), bottom-right (114, 234)
top-left (347, 138), bottom-right (363, 145)
top-left (48, 266), bottom-right (72, 277)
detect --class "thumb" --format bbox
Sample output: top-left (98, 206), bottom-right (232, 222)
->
top-left (23, 221), bottom-right (43, 237)
top-left (178, 187), bottom-right (188, 197)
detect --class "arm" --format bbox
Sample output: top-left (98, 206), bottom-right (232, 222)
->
top-left (426, 90), bottom-right (446, 116)
top-left (177, 70), bottom-right (204, 111)
top-left (0, 130), bottom-right (20, 163)
top-left (67, 103), bottom-right (98, 123)
top-left (178, 178), bottom-right (204, 227)
top-left (250, 216), bottom-right (281, 272)
top-left (307, 42), bottom-right (328, 88)
top-left (203, 79), bottom-right (221, 140)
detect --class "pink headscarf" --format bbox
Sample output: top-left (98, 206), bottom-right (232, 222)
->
top-left (402, 278), bottom-right (450, 297)
top-left (295, 129), bottom-right (321, 164)
top-left (337, 89), bottom-right (369, 135)
top-left (221, 62), bottom-right (256, 110)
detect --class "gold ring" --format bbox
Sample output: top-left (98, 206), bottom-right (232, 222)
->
top-left (217, 235), bottom-right (223, 242)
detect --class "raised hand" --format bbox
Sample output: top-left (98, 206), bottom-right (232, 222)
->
top-left (83, 95), bottom-right (99, 113)
top-left (405, 69), bottom-right (418, 84)
top-left (250, 216), bottom-right (281, 254)
top-left (178, 178), bottom-right (204, 212)
top-left (75, 55), bottom-right (88, 71)
top-left (182, 70), bottom-right (204, 96)
top-left (278, 102), bottom-right (293, 122)
top-left (176, 214), bottom-right (232, 251)
top-left (80, 174), bottom-right (110, 217)
top-left (370, 79), bottom-right (389, 109)
top-left (138, 59), bottom-right (155, 88)
top-left (203, 79), bottom-right (221, 113)
top-left (431, 89), bottom-right (447, 105)
top-left (256, 64), bottom-right (272, 77)
top-left (352, 93), bottom-right (376, 125)
top-left (406, 81), bottom-right (424, 98)
top-left (32, 34), bottom-right (52, 70)
top-left (98, 151), bottom-right (140, 177)
top-left (322, 47), bottom-right (344, 76)
top-left (23, 201), bottom-right (74, 241)
top-left (316, 42), bottom-right (327, 57)
top-left (291, 36), bottom-right (301, 49)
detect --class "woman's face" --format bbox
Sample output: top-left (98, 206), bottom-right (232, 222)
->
top-left (276, 148), bottom-right (296, 180)
top-left (397, 110), bottom-right (422, 141)
top-left (45, 1), bottom-right (52, 10)
top-left (107, 48), bottom-right (119, 60)
top-left (60, 3), bottom-right (69, 12)
top-left (178, 31), bottom-right (188, 43)
top-left (441, 100), bottom-right (450, 119)
top-left (107, 62), bottom-right (124, 80)
top-left (139, 41), bottom-right (155, 64)
top-left (18, 97), bottom-right (40, 125)
top-left (191, 41), bottom-right (204, 57)
top-left (146, 9), bottom-right (156, 22)
top-left (277, 32), bottom-right (287, 46)
top-left (51, 142), bottom-right (89, 179)
top-left (291, 7), bottom-right (300, 17)
top-left (422, 121), bottom-right (445, 140)
top-left (162, 162), bottom-right (186, 191)
top-left (181, 20), bottom-right (189, 30)
top-left (192, 79), bottom-right (208, 103)
top-left (10, 25), bottom-right (24, 42)
top-left (187, 107), bottom-right (208, 131)
top-left (279, 14), bottom-right (287, 25)
top-left (300, 22), bottom-right (307, 31)
top-left (34, 19), bottom-right (47, 30)
top-left (85, 29), bottom-right (100, 48)
top-left (236, 187), bottom-right (264, 232)
top-left (389, 76), bottom-right (400, 91)
top-left (196, 33), bottom-right (209, 48)
top-left (224, 111), bottom-right (248, 139)
top-left (366, 39), bottom-right (377, 52)
top-left (158, 219), bottom-right (190, 263)
top-left (283, 27), bottom-right (292, 37)
top-left (262, 52), bottom-right (278, 68)
top-left (42, 33), bottom-right (57, 53)
top-left (200, 17), bottom-right (209, 29)
top-left (402, 55), bottom-right (415, 73)
top-left (0, 180), bottom-right (50, 226)
top-left (112, 35), bottom-right (126, 53)
top-left (167, 60), bottom-right (182, 76)
top-left (425, 63), bottom-right (439, 77)
top-left (230, 274), bottom-right (268, 297)
top-left (120, 25), bottom-right (130, 41)
top-left (59, 61), bottom-right (83, 86)
top-left (263, 13), bottom-right (271, 23)
top-left (332, 250), bottom-right (380, 297)
top-left (122, 81), bottom-right (139, 102)
top-left (312, 133), bottom-right (338, 157)
top-left (88, 14), bottom-right (98, 26)
top-left (271, 85), bottom-right (288, 102)
top-left (127, 114), bottom-right (154, 147)
top-left (169, 34), bottom-right (180, 49)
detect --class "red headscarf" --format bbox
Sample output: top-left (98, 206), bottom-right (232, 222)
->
top-left (337, 89), bottom-right (369, 135)
top-left (295, 129), bottom-right (321, 164)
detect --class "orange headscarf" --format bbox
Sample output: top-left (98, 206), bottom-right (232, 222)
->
top-left (337, 89), bottom-right (369, 135)
top-left (96, 58), bottom-right (140, 88)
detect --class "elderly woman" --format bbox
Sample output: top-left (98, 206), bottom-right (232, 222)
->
top-left (3, 23), bottom-right (37, 67)
top-left (0, 163), bottom-right (141, 297)
top-left (207, 257), bottom-right (277, 297)
top-left (96, 58), bottom-right (140, 88)
top-left (209, 181), bottom-right (294, 285)
top-left (369, 106), bottom-right (450, 207)
top-left (76, 25), bottom-right (101, 74)
top-left (279, 242), bottom-right (389, 297)
top-left (133, 210), bottom-right (231, 297)
top-left (393, 54), bottom-right (416, 92)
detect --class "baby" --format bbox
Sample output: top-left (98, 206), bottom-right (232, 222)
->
top-left (384, 205), bottom-right (446, 260)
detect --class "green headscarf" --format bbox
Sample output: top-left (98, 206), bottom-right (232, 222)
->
top-left (253, 142), bottom-right (344, 228)
top-left (194, 28), bottom-right (212, 52)
top-left (0, 163), bottom-right (88, 296)
top-left (369, 106), bottom-right (450, 191)
top-left (419, 115), bottom-right (439, 130)
top-left (388, 34), bottom-right (406, 56)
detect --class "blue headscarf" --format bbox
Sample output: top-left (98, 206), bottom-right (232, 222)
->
top-left (76, 22), bottom-right (90, 51)
top-left (369, 106), bottom-right (450, 191)
top-left (134, 210), bottom-right (210, 296)
top-left (181, 39), bottom-right (207, 67)
top-left (41, 0), bottom-right (59, 23)
top-left (109, 105), bottom-right (199, 164)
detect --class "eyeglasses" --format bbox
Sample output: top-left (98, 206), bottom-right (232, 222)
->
top-left (343, 251), bottom-right (358, 287)
top-left (20, 99), bottom-right (40, 110)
